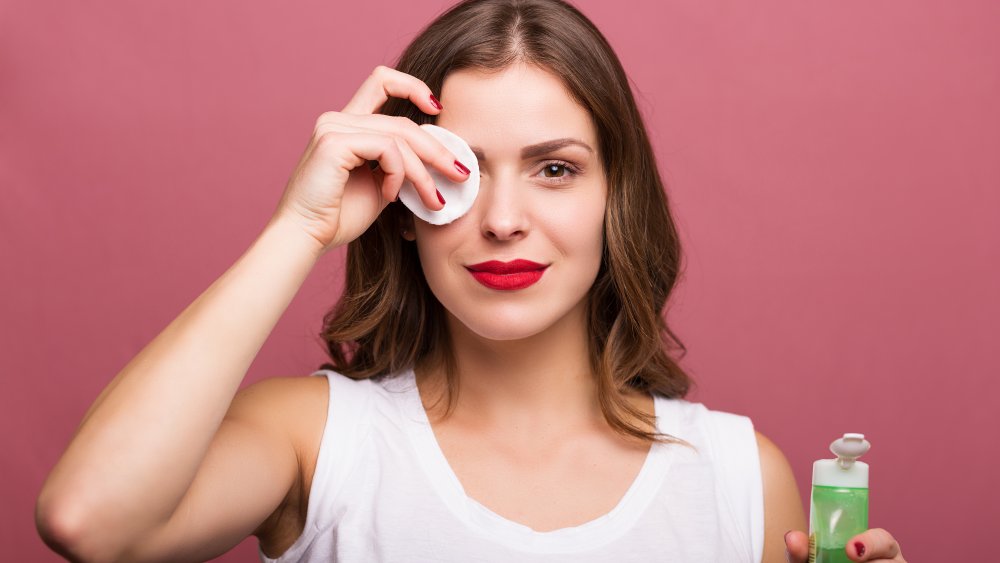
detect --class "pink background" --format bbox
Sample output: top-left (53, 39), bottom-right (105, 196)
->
top-left (3, 0), bottom-right (997, 560)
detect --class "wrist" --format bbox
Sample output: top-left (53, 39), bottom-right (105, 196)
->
top-left (262, 213), bottom-right (328, 261)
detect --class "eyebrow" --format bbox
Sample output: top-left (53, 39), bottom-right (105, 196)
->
top-left (469, 138), bottom-right (594, 162)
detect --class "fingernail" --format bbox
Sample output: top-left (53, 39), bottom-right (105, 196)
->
top-left (429, 94), bottom-right (442, 110)
top-left (854, 541), bottom-right (866, 557)
top-left (783, 531), bottom-right (792, 544)
top-left (454, 160), bottom-right (470, 175)
top-left (436, 189), bottom-right (446, 205)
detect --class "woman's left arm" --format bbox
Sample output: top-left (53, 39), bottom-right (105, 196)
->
top-left (757, 431), bottom-right (907, 562)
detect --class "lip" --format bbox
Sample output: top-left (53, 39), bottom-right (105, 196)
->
top-left (465, 259), bottom-right (548, 291)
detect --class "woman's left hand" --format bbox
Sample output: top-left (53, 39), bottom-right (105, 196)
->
top-left (784, 528), bottom-right (906, 562)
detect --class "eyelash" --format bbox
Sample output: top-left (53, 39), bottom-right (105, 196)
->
top-left (536, 160), bottom-right (581, 184)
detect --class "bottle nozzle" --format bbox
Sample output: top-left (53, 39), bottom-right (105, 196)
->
top-left (830, 433), bottom-right (871, 469)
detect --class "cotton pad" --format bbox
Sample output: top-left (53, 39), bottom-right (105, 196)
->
top-left (398, 124), bottom-right (480, 225)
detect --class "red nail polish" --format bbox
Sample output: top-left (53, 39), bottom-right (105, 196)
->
top-left (854, 542), bottom-right (866, 557)
top-left (454, 160), bottom-right (470, 175)
top-left (436, 189), bottom-right (446, 205)
top-left (429, 94), bottom-right (442, 110)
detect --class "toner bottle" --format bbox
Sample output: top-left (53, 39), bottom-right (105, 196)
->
top-left (808, 433), bottom-right (870, 563)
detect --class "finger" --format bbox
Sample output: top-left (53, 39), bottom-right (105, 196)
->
top-left (784, 530), bottom-right (809, 563)
top-left (339, 113), bottom-right (472, 185)
top-left (317, 131), bottom-right (406, 205)
top-left (370, 142), bottom-right (406, 206)
top-left (849, 528), bottom-right (901, 561)
top-left (309, 115), bottom-right (453, 209)
top-left (369, 166), bottom-right (389, 200)
top-left (355, 136), bottom-right (439, 209)
top-left (394, 137), bottom-right (445, 210)
top-left (342, 65), bottom-right (443, 116)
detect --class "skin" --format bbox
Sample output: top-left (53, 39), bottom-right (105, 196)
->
top-left (35, 64), bottom-right (905, 563)
top-left (408, 65), bottom-right (609, 425)
top-left (407, 64), bottom-right (653, 532)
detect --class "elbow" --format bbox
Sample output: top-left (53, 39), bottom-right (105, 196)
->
top-left (36, 491), bottom-right (127, 563)
top-left (35, 496), bottom-right (90, 562)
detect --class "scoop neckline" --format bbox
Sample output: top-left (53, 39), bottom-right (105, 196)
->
top-left (387, 368), bottom-right (674, 554)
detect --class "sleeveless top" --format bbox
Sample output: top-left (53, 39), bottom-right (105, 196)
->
top-left (259, 370), bottom-right (765, 562)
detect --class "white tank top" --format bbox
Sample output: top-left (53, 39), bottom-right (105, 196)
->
top-left (259, 369), bottom-right (764, 562)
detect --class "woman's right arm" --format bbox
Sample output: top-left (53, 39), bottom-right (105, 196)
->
top-left (35, 66), bottom-right (471, 562)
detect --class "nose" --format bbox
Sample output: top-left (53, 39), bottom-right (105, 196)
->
top-left (478, 172), bottom-right (529, 242)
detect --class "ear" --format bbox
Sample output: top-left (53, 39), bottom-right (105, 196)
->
top-left (399, 210), bottom-right (417, 241)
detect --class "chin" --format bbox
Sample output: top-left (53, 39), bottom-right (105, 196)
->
top-left (447, 305), bottom-right (561, 342)
top-left (449, 304), bottom-right (570, 342)
top-left (464, 324), bottom-right (547, 342)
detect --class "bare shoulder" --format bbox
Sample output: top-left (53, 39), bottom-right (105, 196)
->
top-left (229, 375), bottom-right (330, 469)
top-left (755, 431), bottom-right (792, 471)
top-left (755, 431), bottom-right (802, 508)
top-left (231, 375), bottom-right (330, 551)
top-left (755, 430), bottom-right (807, 563)
top-left (230, 375), bottom-right (329, 423)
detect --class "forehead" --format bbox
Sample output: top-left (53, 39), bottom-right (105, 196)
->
top-left (436, 64), bottom-right (597, 155)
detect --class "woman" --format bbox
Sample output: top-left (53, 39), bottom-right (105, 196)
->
top-left (36, 0), bottom-right (905, 561)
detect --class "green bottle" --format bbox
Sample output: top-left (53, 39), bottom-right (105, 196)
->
top-left (808, 433), bottom-right (870, 563)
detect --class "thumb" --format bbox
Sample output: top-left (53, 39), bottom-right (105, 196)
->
top-left (784, 530), bottom-right (810, 563)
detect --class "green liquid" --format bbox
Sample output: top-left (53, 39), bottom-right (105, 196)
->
top-left (811, 546), bottom-right (853, 563)
top-left (808, 485), bottom-right (868, 563)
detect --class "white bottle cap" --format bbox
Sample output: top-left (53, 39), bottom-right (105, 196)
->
top-left (812, 433), bottom-right (870, 488)
top-left (398, 124), bottom-right (480, 225)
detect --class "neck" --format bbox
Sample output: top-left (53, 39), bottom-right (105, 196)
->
top-left (418, 301), bottom-right (602, 433)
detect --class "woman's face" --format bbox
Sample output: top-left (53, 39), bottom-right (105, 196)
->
top-left (411, 63), bottom-right (606, 341)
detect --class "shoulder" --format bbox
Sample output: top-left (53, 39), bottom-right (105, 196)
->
top-left (230, 375), bottom-right (329, 422)
top-left (754, 430), bottom-right (807, 563)
top-left (228, 375), bottom-right (330, 462)
top-left (754, 431), bottom-right (792, 476)
top-left (656, 397), bottom-right (754, 451)
top-left (753, 430), bottom-right (804, 509)
top-left (232, 370), bottom-right (400, 459)
top-left (754, 430), bottom-right (805, 521)
top-left (231, 370), bottom-right (384, 423)
top-left (675, 407), bottom-right (807, 562)
top-left (229, 375), bottom-right (332, 547)
top-left (657, 402), bottom-right (769, 559)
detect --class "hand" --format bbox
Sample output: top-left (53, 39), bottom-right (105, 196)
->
top-left (272, 65), bottom-right (472, 254)
top-left (784, 529), bottom-right (906, 562)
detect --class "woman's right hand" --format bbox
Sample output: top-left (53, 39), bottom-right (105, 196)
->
top-left (272, 65), bottom-right (472, 254)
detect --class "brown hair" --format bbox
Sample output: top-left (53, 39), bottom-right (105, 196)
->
top-left (319, 0), bottom-right (692, 443)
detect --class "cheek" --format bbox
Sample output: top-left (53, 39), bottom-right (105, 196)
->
top-left (412, 222), bottom-right (464, 284)
top-left (536, 192), bottom-right (606, 259)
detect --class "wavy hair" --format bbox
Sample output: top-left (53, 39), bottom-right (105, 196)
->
top-left (319, 0), bottom-right (692, 443)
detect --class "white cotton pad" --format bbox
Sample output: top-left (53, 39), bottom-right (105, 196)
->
top-left (398, 124), bottom-right (480, 225)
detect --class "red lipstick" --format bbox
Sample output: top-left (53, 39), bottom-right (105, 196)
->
top-left (465, 259), bottom-right (548, 291)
